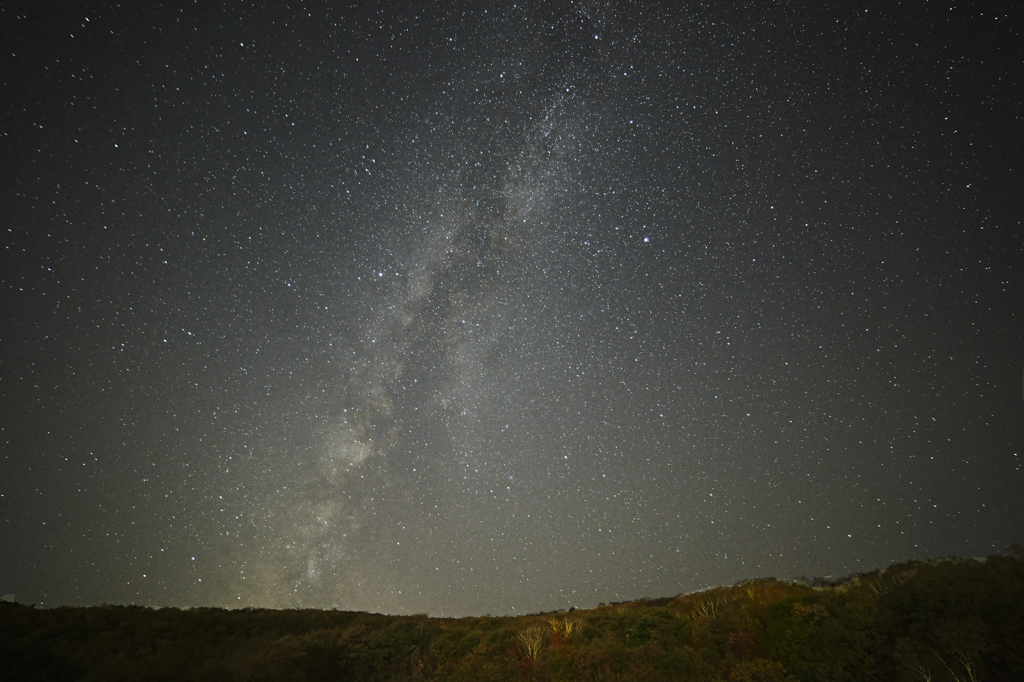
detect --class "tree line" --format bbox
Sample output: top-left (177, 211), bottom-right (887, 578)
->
top-left (1, 549), bottom-right (1021, 681)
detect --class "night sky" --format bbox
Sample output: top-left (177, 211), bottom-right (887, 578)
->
top-left (2, 2), bottom-right (1021, 617)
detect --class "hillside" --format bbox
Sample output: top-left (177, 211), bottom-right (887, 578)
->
top-left (2, 549), bottom-right (1022, 681)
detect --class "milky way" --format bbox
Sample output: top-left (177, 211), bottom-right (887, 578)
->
top-left (2, 2), bottom-right (1020, 616)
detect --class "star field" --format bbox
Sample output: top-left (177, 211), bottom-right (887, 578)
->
top-left (1, 2), bottom-right (1021, 617)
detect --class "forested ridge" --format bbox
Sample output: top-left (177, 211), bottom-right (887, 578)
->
top-left (2, 549), bottom-right (1022, 681)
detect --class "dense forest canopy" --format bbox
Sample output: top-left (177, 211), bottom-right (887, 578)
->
top-left (2, 550), bottom-right (1022, 681)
